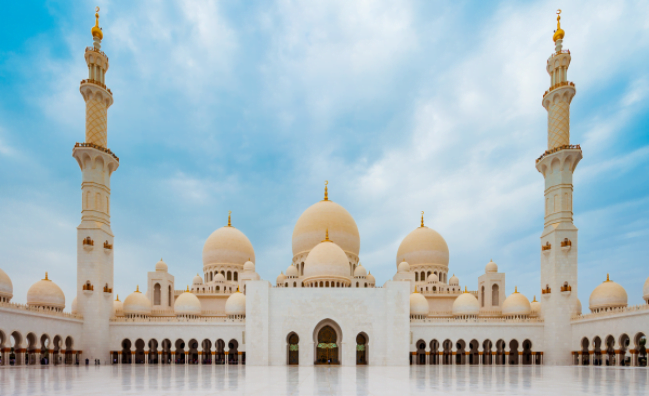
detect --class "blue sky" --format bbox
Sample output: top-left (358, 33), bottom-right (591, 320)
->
top-left (1, 0), bottom-right (648, 309)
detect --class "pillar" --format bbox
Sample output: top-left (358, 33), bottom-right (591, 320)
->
top-left (224, 349), bottom-right (229, 365)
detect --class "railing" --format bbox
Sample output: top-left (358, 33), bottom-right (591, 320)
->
top-left (80, 79), bottom-right (112, 95)
top-left (82, 237), bottom-right (94, 246)
top-left (0, 301), bottom-right (82, 319)
top-left (74, 142), bottom-right (119, 162)
top-left (85, 46), bottom-right (109, 62)
top-left (543, 81), bottom-right (575, 98)
top-left (571, 303), bottom-right (649, 321)
top-left (549, 49), bottom-right (570, 58)
top-left (411, 317), bottom-right (544, 323)
top-left (536, 144), bottom-right (581, 163)
top-left (560, 285), bottom-right (572, 292)
top-left (541, 286), bottom-right (551, 295)
top-left (111, 316), bottom-right (244, 323)
top-left (103, 241), bottom-right (113, 249)
top-left (82, 284), bottom-right (94, 291)
top-left (420, 289), bottom-right (464, 295)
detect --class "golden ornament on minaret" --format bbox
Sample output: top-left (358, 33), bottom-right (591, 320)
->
top-left (91, 6), bottom-right (103, 40)
top-left (553, 9), bottom-right (565, 42)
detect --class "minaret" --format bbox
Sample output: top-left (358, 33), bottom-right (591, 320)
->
top-left (536, 10), bottom-right (582, 366)
top-left (72, 7), bottom-right (119, 364)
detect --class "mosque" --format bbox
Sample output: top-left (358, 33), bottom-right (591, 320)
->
top-left (0, 10), bottom-right (648, 369)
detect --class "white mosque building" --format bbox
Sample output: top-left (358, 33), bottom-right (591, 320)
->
top-left (0, 10), bottom-right (648, 368)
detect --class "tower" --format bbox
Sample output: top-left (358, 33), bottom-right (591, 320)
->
top-left (536, 10), bottom-right (582, 365)
top-left (72, 8), bottom-right (118, 363)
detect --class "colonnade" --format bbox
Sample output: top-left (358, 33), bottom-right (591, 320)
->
top-left (111, 349), bottom-right (245, 365)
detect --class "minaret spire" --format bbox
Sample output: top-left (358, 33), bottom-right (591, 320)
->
top-left (420, 211), bottom-right (424, 227)
top-left (324, 180), bottom-right (329, 201)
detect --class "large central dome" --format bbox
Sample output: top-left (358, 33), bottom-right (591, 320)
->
top-left (396, 226), bottom-right (449, 269)
top-left (203, 223), bottom-right (255, 268)
top-left (292, 194), bottom-right (360, 258)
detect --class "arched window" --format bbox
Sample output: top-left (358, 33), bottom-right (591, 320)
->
top-left (492, 284), bottom-right (499, 306)
top-left (216, 286), bottom-right (220, 291)
top-left (481, 286), bottom-right (485, 307)
top-left (227, 271), bottom-right (232, 281)
top-left (415, 273), bottom-right (419, 282)
top-left (168, 285), bottom-right (172, 307)
top-left (420, 272), bottom-right (425, 282)
top-left (154, 283), bottom-right (161, 305)
top-left (234, 272), bottom-right (238, 281)
top-left (294, 282), bottom-right (296, 287)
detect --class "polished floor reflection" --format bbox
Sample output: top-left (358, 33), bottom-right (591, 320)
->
top-left (1, 365), bottom-right (648, 395)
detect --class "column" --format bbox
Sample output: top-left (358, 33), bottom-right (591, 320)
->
top-left (478, 347), bottom-right (483, 366)
top-left (131, 349), bottom-right (135, 365)
top-left (157, 351), bottom-right (162, 365)
top-left (171, 351), bottom-right (175, 364)
top-left (450, 347), bottom-right (455, 366)
top-left (211, 349), bottom-right (216, 365)
top-left (185, 350), bottom-right (189, 365)
top-left (144, 349), bottom-right (149, 365)
top-left (117, 351), bottom-right (122, 364)
top-left (505, 351), bottom-right (509, 366)
top-left (224, 349), bottom-right (229, 365)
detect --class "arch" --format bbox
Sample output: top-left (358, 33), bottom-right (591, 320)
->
top-left (134, 339), bottom-right (145, 364)
top-left (188, 339), bottom-right (199, 364)
top-left (442, 339), bottom-right (453, 365)
top-left (619, 334), bottom-right (630, 366)
top-left (25, 333), bottom-right (38, 365)
top-left (415, 273), bottom-right (419, 282)
top-left (234, 272), bottom-right (238, 281)
top-left (469, 339), bottom-right (479, 365)
top-left (455, 340), bottom-right (466, 365)
top-left (215, 339), bottom-right (225, 365)
top-left (605, 335), bottom-right (615, 366)
top-left (509, 340), bottom-right (519, 365)
top-left (635, 333), bottom-right (647, 367)
top-left (154, 283), bottom-right (161, 305)
top-left (495, 339), bottom-right (506, 365)
top-left (64, 336), bottom-right (74, 365)
top-left (416, 339), bottom-right (426, 365)
top-left (481, 286), bottom-right (485, 307)
top-left (287, 332), bottom-right (299, 365)
top-left (482, 339), bottom-right (493, 365)
top-left (38, 334), bottom-right (51, 365)
top-left (592, 336), bottom-right (603, 366)
top-left (228, 339), bottom-right (239, 365)
top-left (491, 284), bottom-right (499, 306)
top-left (174, 339), bottom-right (186, 364)
top-left (148, 339), bottom-right (159, 364)
top-left (580, 337), bottom-right (590, 365)
top-left (313, 319), bottom-right (342, 365)
top-left (168, 285), bottom-right (172, 307)
top-left (227, 271), bottom-right (232, 281)
top-left (201, 339), bottom-right (212, 365)
top-left (522, 339), bottom-right (533, 365)
top-left (52, 335), bottom-right (62, 366)
top-left (121, 339), bottom-right (132, 364)
top-left (429, 339), bottom-right (440, 365)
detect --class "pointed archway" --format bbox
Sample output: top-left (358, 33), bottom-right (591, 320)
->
top-left (313, 319), bottom-right (342, 365)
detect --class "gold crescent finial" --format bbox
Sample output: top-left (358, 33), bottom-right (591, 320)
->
top-left (421, 211), bottom-right (424, 227)
top-left (44, 272), bottom-right (49, 280)
top-left (91, 7), bottom-right (103, 40)
top-left (96, 6), bottom-right (100, 12)
top-left (324, 180), bottom-right (329, 201)
top-left (553, 9), bottom-right (565, 42)
top-left (606, 273), bottom-right (610, 282)
top-left (227, 210), bottom-right (232, 227)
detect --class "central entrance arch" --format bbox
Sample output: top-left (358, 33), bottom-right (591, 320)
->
top-left (313, 319), bottom-right (342, 365)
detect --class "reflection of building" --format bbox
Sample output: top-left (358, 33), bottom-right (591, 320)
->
top-left (1, 10), bottom-right (649, 369)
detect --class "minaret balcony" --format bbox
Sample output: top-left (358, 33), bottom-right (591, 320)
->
top-left (82, 237), bottom-right (94, 251)
top-left (543, 81), bottom-right (575, 99)
top-left (103, 241), bottom-right (113, 254)
top-left (560, 238), bottom-right (572, 252)
top-left (80, 79), bottom-right (112, 96)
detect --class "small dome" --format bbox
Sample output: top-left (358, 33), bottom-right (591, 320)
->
top-left (0, 267), bottom-right (13, 300)
top-left (485, 259), bottom-right (498, 273)
top-left (449, 274), bottom-right (459, 286)
top-left (123, 287), bottom-right (152, 316)
top-left (396, 225), bottom-right (449, 269)
top-left (71, 297), bottom-right (78, 315)
top-left (397, 260), bottom-right (410, 273)
top-left (643, 276), bottom-right (649, 302)
top-left (174, 288), bottom-right (202, 316)
top-left (502, 288), bottom-right (531, 316)
top-left (354, 263), bottom-right (367, 277)
top-left (225, 289), bottom-right (246, 316)
top-left (203, 224), bottom-right (255, 268)
top-left (214, 273), bottom-right (225, 282)
top-left (410, 291), bottom-right (429, 316)
top-left (367, 271), bottom-right (375, 284)
top-left (193, 274), bottom-right (203, 285)
top-left (286, 265), bottom-right (299, 278)
top-left (113, 295), bottom-right (124, 317)
top-left (572, 298), bottom-right (582, 316)
top-left (427, 273), bottom-right (438, 283)
top-left (530, 296), bottom-right (541, 317)
top-left (452, 289), bottom-right (479, 316)
top-left (243, 260), bottom-right (255, 272)
top-left (303, 234), bottom-right (350, 280)
top-left (589, 274), bottom-right (628, 312)
top-left (155, 258), bottom-right (168, 272)
top-left (276, 272), bottom-right (286, 285)
top-left (26, 273), bottom-right (65, 310)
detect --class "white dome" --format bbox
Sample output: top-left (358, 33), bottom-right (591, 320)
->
top-left (452, 290), bottom-right (480, 316)
top-left (485, 259), bottom-right (498, 273)
top-left (410, 291), bottom-right (429, 316)
top-left (367, 272), bottom-right (375, 284)
top-left (292, 196), bottom-right (360, 259)
top-left (397, 260), bottom-right (410, 273)
top-left (123, 287), bottom-right (152, 316)
top-left (530, 296), bottom-right (541, 317)
top-left (427, 273), bottom-right (438, 283)
top-left (243, 260), bottom-right (255, 272)
top-left (276, 272), bottom-right (286, 285)
top-left (572, 298), bottom-right (582, 316)
top-left (26, 273), bottom-right (65, 310)
top-left (113, 295), bottom-right (124, 317)
top-left (449, 274), bottom-right (459, 286)
top-left (396, 225), bottom-right (449, 269)
top-left (303, 236), bottom-right (350, 280)
top-left (155, 258), bottom-right (168, 272)
top-left (643, 276), bottom-right (649, 302)
top-left (174, 289), bottom-right (202, 316)
top-left (0, 267), bottom-right (13, 300)
top-left (589, 275), bottom-right (628, 312)
top-left (354, 263), bottom-right (367, 277)
top-left (71, 297), bottom-right (78, 315)
top-left (225, 289), bottom-right (246, 316)
top-left (203, 224), bottom-right (255, 268)
top-left (193, 274), bottom-right (203, 285)
top-left (502, 288), bottom-right (531, 316)
top-left (214, 273), bottom-right (225, 282)
top-left (286, 265), bottom-right (299, 278)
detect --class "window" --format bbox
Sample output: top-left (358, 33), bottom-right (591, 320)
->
top-left (154, 283), bottom-right (161, 305)
top-left (481, 286), bottom-right (485, 307)
top-left (492, 284), bottom-right (499, 306)
top-left (168, 285), bottom-right (172, 307)
top-left (234, 272), bottom-right (238, 281)
top-left (227, 271), bottom-right (232, 281)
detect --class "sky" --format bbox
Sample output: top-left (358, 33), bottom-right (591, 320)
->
top-left (0, 0), bottom-right (648, 309)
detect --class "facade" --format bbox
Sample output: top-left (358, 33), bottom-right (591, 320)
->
top-left (0, 11), bottom-right (648, 369)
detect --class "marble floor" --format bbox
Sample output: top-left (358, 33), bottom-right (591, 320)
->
top-left (1, 365), bottom-right (648, 395)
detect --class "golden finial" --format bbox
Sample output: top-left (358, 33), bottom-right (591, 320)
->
top-left (464, 286), bottom-right (468, 293)
top-left (227, 210), bottom-right (232, 227)
top-left (532, 295), bottom-right (537, 302)
top-left (553, 9), bottom-right (565, 42)
top-left (324, 180), bottom-right (329, 201)
top-left (136, 285), bottom-right (140, 293)
top-left (91, 7), bottom-right (103, 40)
top-left (43, 272), bottom-right (49, 281)
top-left (606, 273), bottom-right (610, 282)
top-left (186, 285), bottom-right (190, 292)
top-left (322, 228), bottom-right (332, 242)
top-left (115, 294), bottom-right (120, 301)
top-left (414, 286), bottom-right (419, 293)
top-left (514, 286), bottom-right (518, 293)
top-left (421, 211), bottom-right (424, 227)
